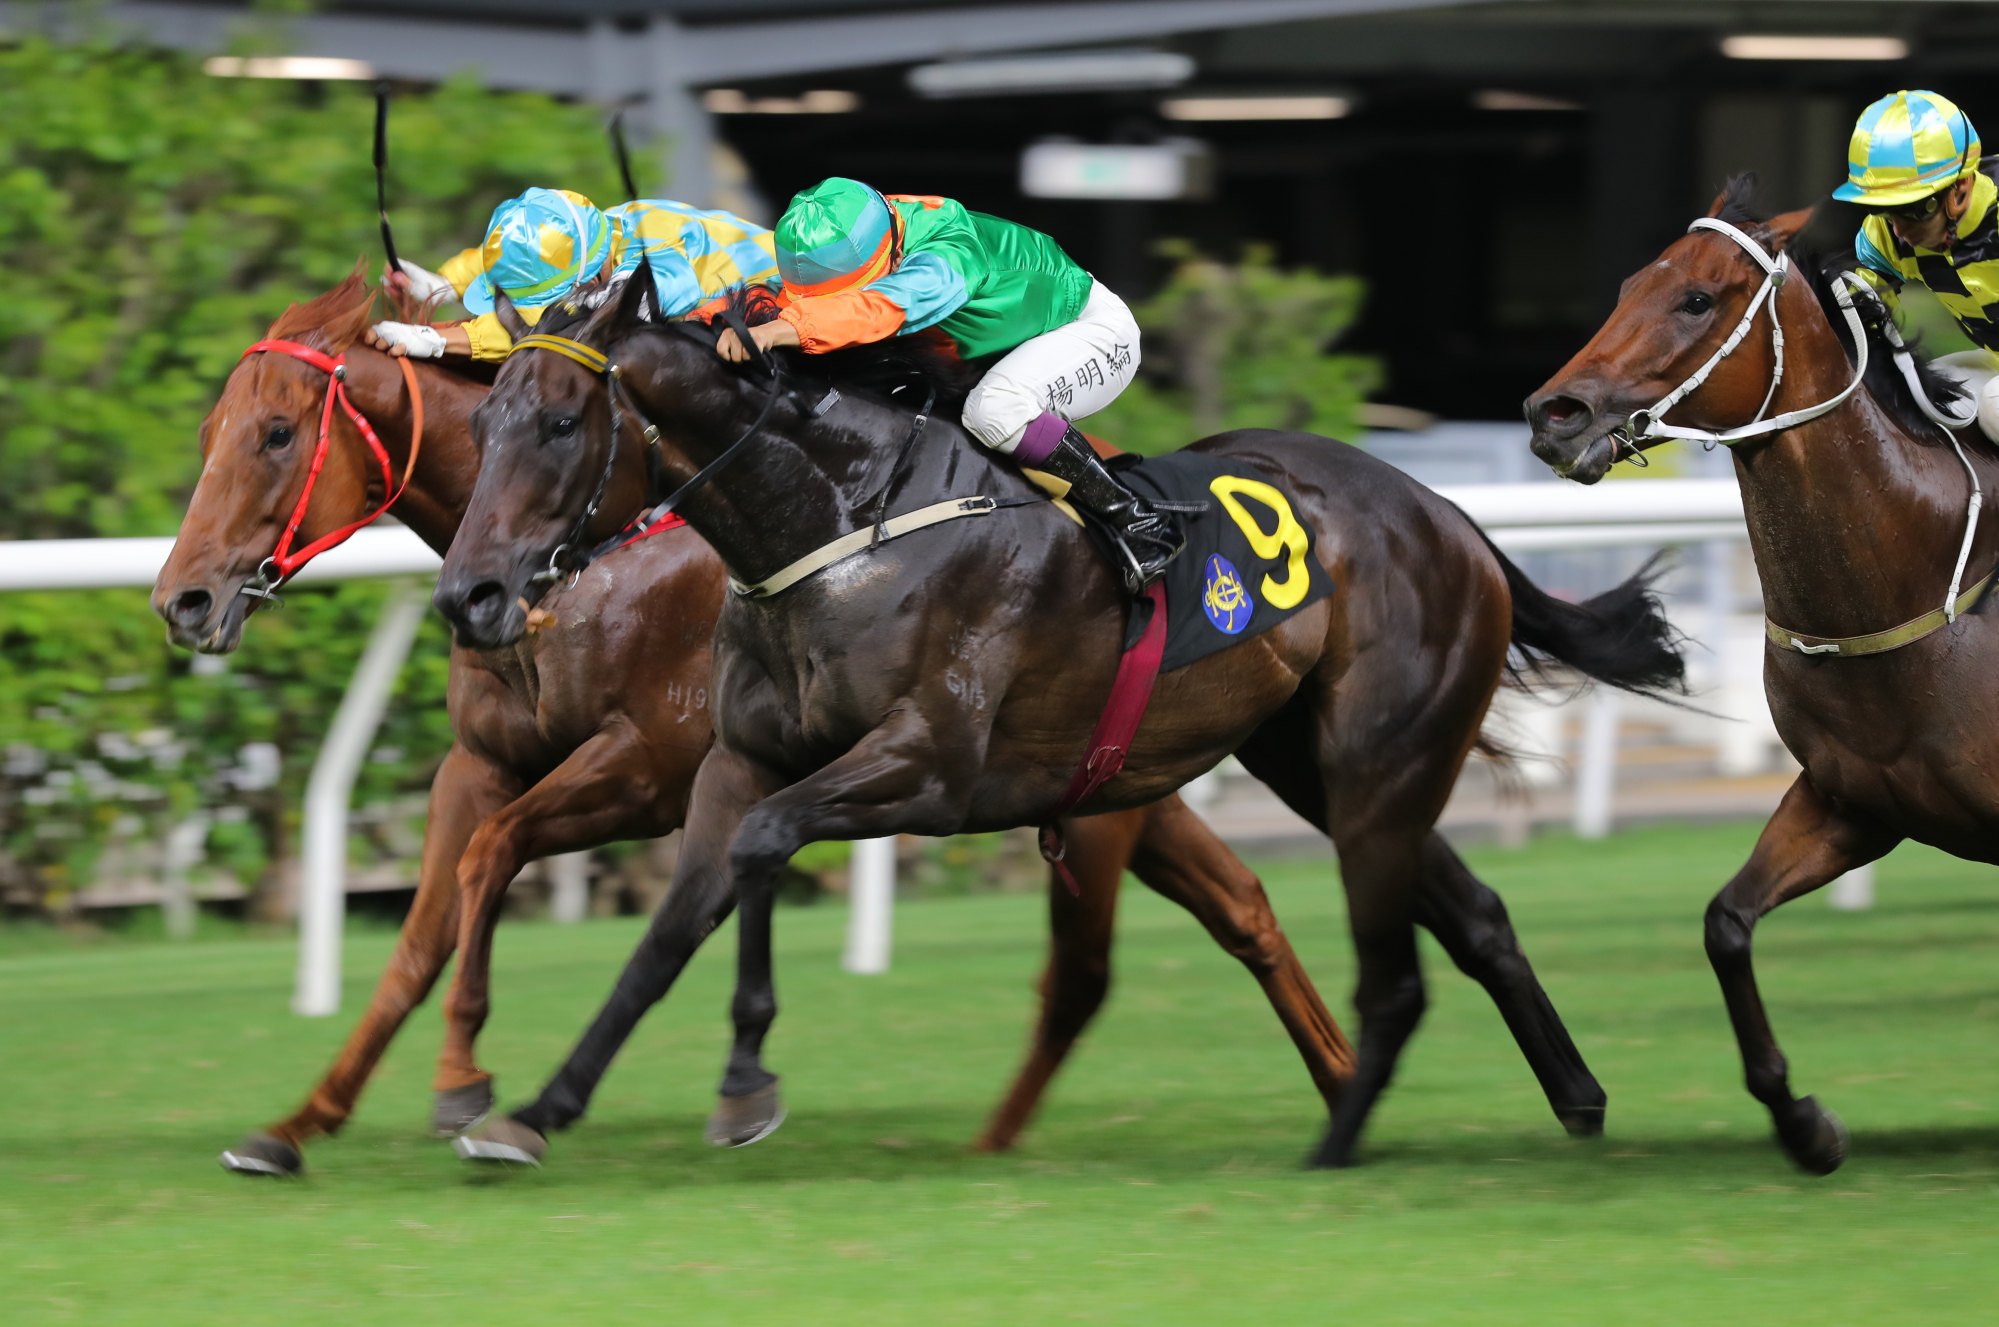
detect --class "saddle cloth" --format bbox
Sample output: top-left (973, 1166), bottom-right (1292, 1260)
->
top-left (1113, 450), bottom-right (1335, 673)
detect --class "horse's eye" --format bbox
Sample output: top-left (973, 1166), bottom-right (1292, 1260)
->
top-left (263, 423), bottom-right (294, 451)
top-left (1680, 291), bottom-right (1714, 316)
top-left (549, 415), bottom-right (578, 439)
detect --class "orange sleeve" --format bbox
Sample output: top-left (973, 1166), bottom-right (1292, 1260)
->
top-left (778, 291), bottom-right (909, 352)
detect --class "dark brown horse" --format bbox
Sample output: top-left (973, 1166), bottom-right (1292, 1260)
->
top-left (153, 269), bottom-right (1360, 1176)
top-left (1526, 178), bottom-right (1999, 1173)
top-left (435, 269), bottom-right (1687, 1170)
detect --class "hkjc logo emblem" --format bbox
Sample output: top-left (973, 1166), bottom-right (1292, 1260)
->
top-left (1202, 553), bottom-right (1253, 635)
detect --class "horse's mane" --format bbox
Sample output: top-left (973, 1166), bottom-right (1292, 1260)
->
top-left (266, 259), bottom-right (377, 352)
top-left (553, 280), bottom-right (978, 418)
top-left (1713, 174), bottom-right (1982, 452)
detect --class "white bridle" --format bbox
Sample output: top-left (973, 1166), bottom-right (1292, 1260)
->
top-left (1616, 214), bottom-right (1985, 622)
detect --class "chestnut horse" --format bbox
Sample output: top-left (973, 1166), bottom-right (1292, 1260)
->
top-left (434, 270), bottom-right (1687, 1171)
top-left (154, 269), bottom-right (1359, 1176)
top-left (1526, 178), bottom-right (1999, 1173)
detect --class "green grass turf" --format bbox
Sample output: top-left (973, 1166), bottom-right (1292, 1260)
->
top-left (3, 820), bottom-right (1995, 1324)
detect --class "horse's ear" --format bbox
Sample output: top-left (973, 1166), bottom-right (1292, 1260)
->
top-left (1762, 207), bottom-right (1813, 253)
top-left (492, 289), bottom-right (530, 342)
top-left (612, 257), bottom-right (657, 327)
top-left (1706, 189), bottom-right (1731, 218)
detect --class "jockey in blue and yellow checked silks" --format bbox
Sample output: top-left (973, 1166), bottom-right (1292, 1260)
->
top-left (713, 177), bottom-right (1182, 593)
top-left (1835, 90), bottom-right (1999, 441)
top-left (368, 187), bottom-right (779, 362)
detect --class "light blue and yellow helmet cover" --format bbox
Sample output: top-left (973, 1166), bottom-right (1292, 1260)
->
top-left (462, 187), bottom-right (619, 314)
top-left (1834, 90), bottom-right (1981, 207)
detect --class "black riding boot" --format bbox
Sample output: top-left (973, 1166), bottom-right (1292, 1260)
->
top-left (1038, 425), bottom-right (1186, 594)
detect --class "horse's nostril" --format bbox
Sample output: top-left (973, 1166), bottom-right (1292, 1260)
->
top-left (464, 581), bottom-right (506, 627)
top-left (1530, 394), bottom-right (1594, 437)
top-left (167, 589), bottom-right (214, 629)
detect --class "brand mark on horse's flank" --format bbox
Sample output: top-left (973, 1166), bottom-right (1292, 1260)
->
top-left (944, 669), bottom-right (987, 709)
top-left (1203, 554), bottom-right (1253, 635)
top-left (665, 681), bottom-right (709, 711)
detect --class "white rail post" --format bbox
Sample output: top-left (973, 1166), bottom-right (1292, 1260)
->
top-left (548, 850), bottom-right (591, 923)
top-left (1572, 688), bottom-right (1620, 840)
top-left (294, 580), bottom-right (430, 1017)
top-left (844, 836), bottom-right (896, 975)
top-left (1829, 863), bottom-right (1876, 911)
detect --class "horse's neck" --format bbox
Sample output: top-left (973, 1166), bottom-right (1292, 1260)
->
top-left (344, 350), bottom-right (482, 558)
top-left (1726, 280), bottom-right (1992, 636)
top-left (643, 349), bottom-right (993, 583)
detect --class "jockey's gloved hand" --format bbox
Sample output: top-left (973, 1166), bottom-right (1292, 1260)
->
top-left (394, 260), bottom-right (458, 306)
top-left (368, 321), bottom-right (447, 359)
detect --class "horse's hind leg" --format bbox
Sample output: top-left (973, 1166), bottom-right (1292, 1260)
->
top-left (221, 746), bottom-right (511, 1177)
top-left (974, 808), bottom-right (1134, 1153)
top-left (1707, 775), bottom-right (1897, 1175)
top-left (1314, 821), bottom-right (1428, 1169)
top-left (1413, 832), bottom-right (1605, 1137)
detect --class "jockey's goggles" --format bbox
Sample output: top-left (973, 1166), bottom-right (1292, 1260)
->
top-left (1876, 190), bottom-right (1949, 222)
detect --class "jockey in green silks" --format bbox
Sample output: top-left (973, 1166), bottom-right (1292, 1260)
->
top-left (714, 177), bottom-right (1182, 593)
top-left (368, 187), bottom-right (779, 362)
top-left (1837, 90), bottom-right (1999, 441)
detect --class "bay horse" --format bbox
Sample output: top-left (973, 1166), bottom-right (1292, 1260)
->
top-left (153, 267), bottom-right (1362, 1176)
top-left (1526, 177), bottom-right (1999, 1173)
top-left (433, 267), bottom-right (1687, 1170)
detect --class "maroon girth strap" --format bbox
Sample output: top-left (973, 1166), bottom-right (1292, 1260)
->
top-left (1038, 582), bottom-right (1169, 891)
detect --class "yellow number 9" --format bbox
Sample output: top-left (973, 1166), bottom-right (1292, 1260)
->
top-left (1209, 475), bottom-right (1311, 609)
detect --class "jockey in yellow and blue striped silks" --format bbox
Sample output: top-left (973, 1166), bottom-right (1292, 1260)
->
top-left (368, 187), bottom-right (779, 363)
top-left (1834, 91), bottom-right (1999, 441)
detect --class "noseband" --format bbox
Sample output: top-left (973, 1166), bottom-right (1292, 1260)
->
top-left (237, 340), bottom-right (425, 603)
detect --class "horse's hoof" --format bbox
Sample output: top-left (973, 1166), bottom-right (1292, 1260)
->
top-left (219, 1132), bottom-right (304, 1178)
top-left (1558, 1103), bottom-right (1607, 1138)
top-left (1775, 1096), bottom-right (1849, 1176)
top-left (432, 1079), bottom-right (495, 1138)
top-left (706, 1080), bottom-right (785, 1148)
top-left (971, 1129), bottom-right (1018, 1155)
top-left (453, 1115), bottom-right (547, 1167)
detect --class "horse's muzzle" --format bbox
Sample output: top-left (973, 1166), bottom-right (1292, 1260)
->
top-left (433, 573), bottom-right (526, 650)
top-left (1524, 389), bottom-right (1618, 485)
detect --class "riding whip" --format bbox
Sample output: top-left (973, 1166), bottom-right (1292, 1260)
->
top-left (373, 83), bottom-right (402, 273)
top-left (609, 110), bottom-right (641, 201)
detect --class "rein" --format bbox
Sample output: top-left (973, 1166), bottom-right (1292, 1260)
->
top-left (238, 339), bottom-right (425, 601)
top-left (1610, 216), bottom-right (1991, 656)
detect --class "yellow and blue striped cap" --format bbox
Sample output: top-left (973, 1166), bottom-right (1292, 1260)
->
top-left (1834, 90), bottom-right (1980, 207)
top-left (463, 188), bottom-right (620, 314)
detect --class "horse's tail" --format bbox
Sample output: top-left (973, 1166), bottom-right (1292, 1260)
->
top-left (1471, 523), bottom-right (1688, 701)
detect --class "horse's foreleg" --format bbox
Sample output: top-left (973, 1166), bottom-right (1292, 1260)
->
top-left (1414, 831), bottom-right (1606, 1137)
top-left (461, 746), bottom-right (765, 1165)
top-left (1706, 775), bottom-right (1897, 1175)
top-left (973, 807), bottom-right (1138, 1153)
top-left (713, 714), bottom-right (966, 1148)
top-left (435, 726), bottom-right (665, 1113)
top-left (1127, 795), bottom-right (1356, 1114)
top-left (221, 746), bottom-right (511, 1177)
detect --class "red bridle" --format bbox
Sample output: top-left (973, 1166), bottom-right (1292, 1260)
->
top-left (237, 338), bottom-right (425, 598)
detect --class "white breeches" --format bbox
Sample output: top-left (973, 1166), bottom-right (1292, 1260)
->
top-left (961, 280), bottom-right (1142, 453)
top-left (1930, 349), bottom-right (1999, 442)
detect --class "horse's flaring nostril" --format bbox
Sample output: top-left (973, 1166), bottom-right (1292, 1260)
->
top-left (167, 588), bottom-right (214, 630)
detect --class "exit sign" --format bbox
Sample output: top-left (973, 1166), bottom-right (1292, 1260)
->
top-left (1019, 141), bottom-right (1214, 201)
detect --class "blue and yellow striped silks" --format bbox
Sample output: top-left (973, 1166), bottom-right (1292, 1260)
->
top-left (1834, 90), bottom-right (1982, 207)
top-left (606, 201), bottom-right (780, 316)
